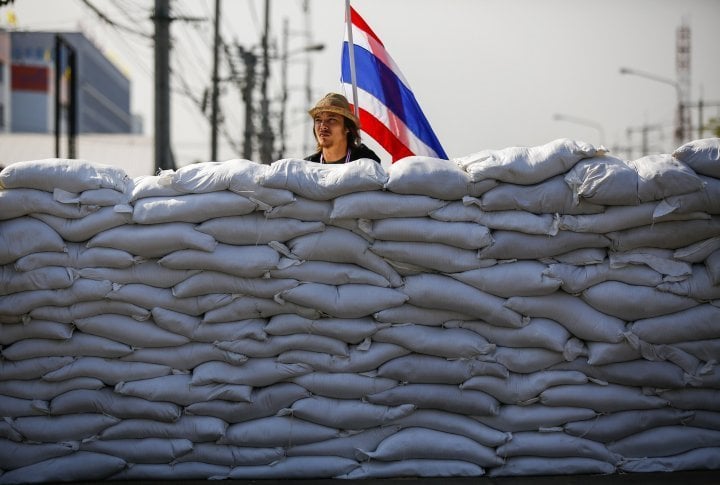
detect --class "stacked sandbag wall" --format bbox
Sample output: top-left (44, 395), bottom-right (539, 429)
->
top-left (0, 137), bottom-right (719, 482)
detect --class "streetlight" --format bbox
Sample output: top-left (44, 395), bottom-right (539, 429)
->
top-left (553, 113), bottom-right (605, 147)
top-left (619, 66), bottom-right (684, 146)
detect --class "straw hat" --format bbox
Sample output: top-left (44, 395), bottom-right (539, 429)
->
top-left (308, 93), bottom-right (359, 128)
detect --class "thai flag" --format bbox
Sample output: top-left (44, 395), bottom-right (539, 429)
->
top-left (341, 5), bottom-right (447, 162)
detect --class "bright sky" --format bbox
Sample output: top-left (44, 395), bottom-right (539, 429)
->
top-left (4, 0), bottom-right (720, 168)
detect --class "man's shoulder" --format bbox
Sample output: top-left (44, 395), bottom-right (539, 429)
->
top-left (352, 144), bottom-right (381, 163)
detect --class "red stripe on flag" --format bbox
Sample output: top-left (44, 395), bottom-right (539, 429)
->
top-left (355, 106), bottom-right (414, 162)
top-left (350, 6), bottom-right (384, 47)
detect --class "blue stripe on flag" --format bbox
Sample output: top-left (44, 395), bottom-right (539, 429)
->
top-left (341, 42), bottom-right (447, 159)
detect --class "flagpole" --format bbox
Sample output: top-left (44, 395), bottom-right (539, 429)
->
top-left (344, 0), bottom-right (360, 119)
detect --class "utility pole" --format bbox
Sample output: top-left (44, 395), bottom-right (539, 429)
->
top-left (277, 18), bottom-right (289, 160)
top-left (210, 0), bottom-right (221, 161)
top-left (239, 45), bottom-right (257, 160)
top-left (153, 0), bottom-right (175, 171)
top-left (259, 0), bottom-right (274, 164)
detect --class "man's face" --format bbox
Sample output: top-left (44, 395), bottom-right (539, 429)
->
top-left (314, 113), bottom-right (346, 147)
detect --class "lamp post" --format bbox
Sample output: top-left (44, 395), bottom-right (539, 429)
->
top-left (619, 66), bottom-right (685, 146)
top-left (553, 113), bottom-right (605, 147)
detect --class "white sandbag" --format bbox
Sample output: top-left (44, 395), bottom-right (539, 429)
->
top-left (74, 314), bottom-right (190, 348)
top-left (674, 338), bottom-right (720, 363)
top-left (0, 451), bottom-right (127, 484)
top-left (505, 293), bottom-right (626, 343)
top-left (151, 307), bottom-right (266, 343)
top-left (366, 383), bottom-right (499, 416)
top-left (0, 158), bottom-right (128, 193)
top-left (158, 160), bottom-right (234, 193)
top-left (331, 191), bottom-right (448, 219)
top-left (87, 222), bottom-right (216, 257)
top-left (474, 404), bottom-right (597, 432)
top-left (287, 227), bottom-right (402, 287)
top-left (661, 175), bottom-right (720, 215)
top-left (173, 443), bottom-right (284, 466)
top-left (401, 274), bottom-right (526, 328)
top-left (0, 377), bottom-right (104, 401)
top-left (106, 283), bottom-right (231, 316)
top-left (215, 334), bottom-right (348, 358)
top-left (557, 358), bottom-right (691, 390)
top-left (30, 300), bottom-right (150, 323)
top-left (196, 213), bottom-right (323, 245)
top-left (462, 199), bottom-right (561, 235)
top-left (673, 137), bottom-right (720, 177)
top-left (264, 314), bottom-right (383, 344)
top-left (203, 295), bottom-right (319, 322)
top-left (0, 396), bottom-right (48, 417)
top-left (478, 230), bottom-right (610, 261)
top-left (564, 155), bottom-right (639, 206)
top-left (115, 374), bottom-right (252, 406)
top-left (549, 247), bottom-right (607, 265)
top-left (120, 342), bottom-right (248, 370)
top-left (268, 259), bottom-right (390, 287)
top-left (481, 175), bottom-right (604, 214)
top-left (0, 356), bottom-right (73, 380)
top-left (98, 415), bottom-right (227, 441)
top-left (658, 264), bottom-right (720, 300)
top-left (544, 261), bottom-right (664, 294)
top-left (0, 422), bottom-right (23, 442)
top-left (361, 217), bottom-right (491, 249)
top-left (288, 396), bottom-right (414, 429)
top-left (292, 372), bottom-right (397, 399)
top-left (0, 266), bottom-right (77, 296)
top-left (227, 160), bottom-right (296, 206)
top-left (286, 426), bottom-right (399, 459)
top-left (374, 304), bottom-right (474, 326)
top-left (31, 208), bottom-right (132, 242)
top-left (656, 389), bottom-right (720, 411)
top-left (385, 155), bottom-right (497, 199)
top-left (608, 425), bottom-right (720, 458)
top-left (10, 413), bottom-right (119, 442)
top-left (707, 249), bottom-right (720, 285)
top-left (0, 218), bottom-right (65, 265)
top-left (0, 320), bottom-right (74, 345)
top-left (258, 157), bottom-right (387, 200)
top-left (108, 462), bottom-right (230, 481)
top-left (264, 196), bottom-right (332, 221)
top-left (1, 333), bottom-right (133, 361)
top-left (127, 174), bottom-right (185, 201)
top-left (0, 440), bottom-right (75, 471)
top-left (373, 324), bottom-right (494, 359)
top-left (50, 388), bottom-right (181, 422)
top-left (585, 341), bottom-right (641, 365)
top-left (0, 278), bottom-right (112, 316)
top-left (228, 456), bottom-right (358, 479)
top-left (620, 447), bottom-right (720, 473)
top-left (0, 188), bottom-right (98, 220)
top-left (42, 357), bottom-right (172, 385)
top-left (80, 438), bottom-right (193, 464)
top-left (377, 354), bottom-right (508, 383)
top-left (629, 153), bottom-right (705, 202)
top-left (489, 456), bottom-right (615, 476)
top-left (457, 138), bottom-right (598, 185)
top-left (184, 383), bottom-right (310, 423)
top-left (357, 427), bottom-right (503, 467)
top-left (341, 459), bottom-right (484, 479)
top-left (370, 240), bottom-right (487, 273)
top-left (219, 416), bottom-right (339, 447)
top-left (172, 272), bottom-right (296, 298)
top-left (559, 202), bottom-right (710, 234)
top-left (132, 192), bottom-right (256, 224)
top-left (674, 236), bottom-right (720, 263)
top-left (158, 243), bottom-right (280, 278)
top-left (391, 409), bottom-right (510, 447)
top-left (191, 358), bottom-right (312, 387)
top-left (446, 318), bottom-right (570, 352)
top-left (277, 342), bottom-right (411, 374)
top-left (539, 383), bottom-right (668, 412)
top-left (79, 261), bottom-right (198, 288)
top-left (564, 408), bottom-right (696, 443)
top-left (277, 282), bottom-right (407, 319)
top-left (608, 218), bottom-right (720, 252)
top-left (490, 346), bottom-right (568, 374)
top-left (449, 261), bottom-right (561, 298)
top-left (497, 430), bottom-right (620, 463)
top-left (581, 280), bottom-right (698, 320)
top-left (462, 370), bottom-right (587, 405)
top-left (611, 247), bottom-right (692, 277)
top-left (14, 243), bottom-right (136, 271)
top-left (53, 187), bottom-right (127, 206)
top-left (629, 304), bottom-right (720, 344)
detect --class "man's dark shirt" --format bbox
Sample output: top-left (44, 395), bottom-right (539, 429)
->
top-left (304, 143), bottom-right (381, 164)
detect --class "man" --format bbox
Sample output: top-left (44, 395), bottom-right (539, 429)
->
top-left (305, 93), bottom-right (381, 164)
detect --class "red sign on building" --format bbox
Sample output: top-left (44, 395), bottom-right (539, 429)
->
top-left (12, 64), bottom-right (49, 92)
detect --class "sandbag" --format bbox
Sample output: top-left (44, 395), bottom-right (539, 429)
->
top-left (449, 261), bottom-right (561, 297)
top-left (0, 218), bottom-right (65, 265)
top-left (361, 217), bottom-right (492, 249)
top-left (195, 213), bottom-right (323, 245)
top-left (331, 191), bottom-right (448, 219)
top-left (288, 396), bottom-right (414, 429)
top-left (115, 374), bottom-right (252, 406)
top-left (377, 353), bottom-right (508, 383)
top-left (132, 192), bottom-right (256, 224)
top-left (564, 155), bottom-right (639, 206)
top-left (0, 158), bottom-right (128, 193)
top-left (31, 207), bottom-right (132, 242)
top-left (50, 388), bottom-right (181, 422)
top-left (628, 153), bottom-right (705, 203)
top-left (673, 137), bottom-right (720, 178)
top-left (0, 188), bottom-right (99, 220)
top-left (87, 222), bottom-right (217, 257)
